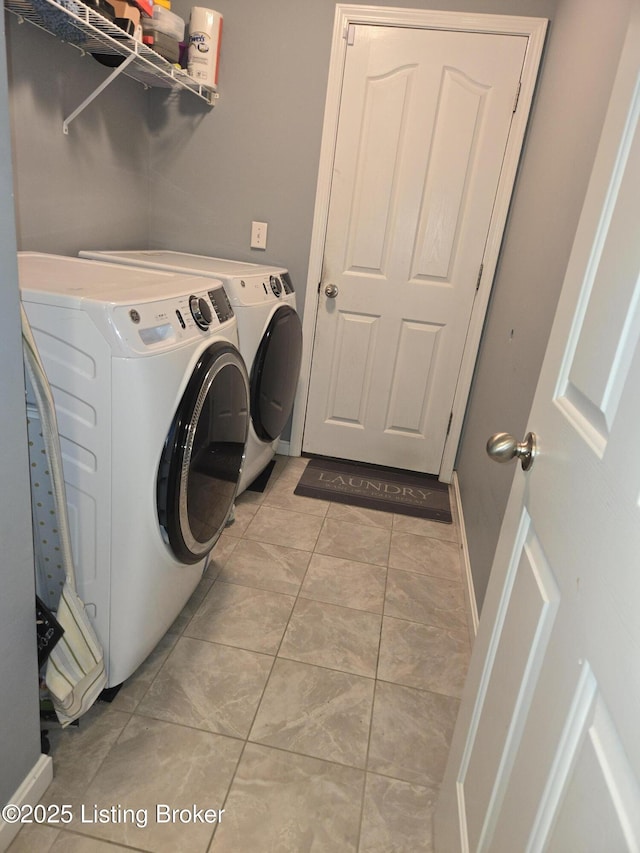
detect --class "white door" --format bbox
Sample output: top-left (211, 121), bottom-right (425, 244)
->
top-left (435, 9), bottom-right (640, 850)
top-left (303, 24), bottom-right (527, 474)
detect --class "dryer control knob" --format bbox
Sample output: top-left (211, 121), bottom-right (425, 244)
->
top-left (190, 295), bottom-right (213, 330)
top-left (269, 275), bottom-right (283, 298)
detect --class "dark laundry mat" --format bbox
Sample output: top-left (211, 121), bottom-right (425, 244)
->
top-left (294, 457), bottom-right (452, 523)
top-left (246, 458), bottom-right (277, 493)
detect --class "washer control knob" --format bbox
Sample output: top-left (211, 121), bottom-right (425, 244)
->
top-left (189, 295), bottom-right (213, 330)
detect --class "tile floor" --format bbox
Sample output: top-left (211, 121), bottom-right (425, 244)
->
top-left (9, 456), bottom-right (472, 853)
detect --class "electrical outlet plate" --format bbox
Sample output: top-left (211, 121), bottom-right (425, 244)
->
top-left (251, 221), bottom-right (268, 250)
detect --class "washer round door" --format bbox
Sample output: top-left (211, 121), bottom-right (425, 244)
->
top-left (251, 304), bottom-right (303, 442)
top-left (157, 342), bottom-right (249, 564)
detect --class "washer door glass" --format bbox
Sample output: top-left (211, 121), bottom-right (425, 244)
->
top-left (251, 304), bottom-right (303, 442)
top-left (158, 342), bottom-right (249, 564)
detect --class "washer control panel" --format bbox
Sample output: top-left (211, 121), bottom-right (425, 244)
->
top-left (112, 283), bottom-right (236, 353)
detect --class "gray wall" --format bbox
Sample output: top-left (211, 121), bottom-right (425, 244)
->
top-left (6, 15), bottom-right (150, 254)
top-left (455, 0), bottom-right (633, 611)
top-left (0, 9), bottom-right (41, 805)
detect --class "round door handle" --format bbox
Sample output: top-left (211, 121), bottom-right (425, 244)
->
top-left (486, 431), bottom-right (537, 471)
top-left (324, 284), bottom-right (339, 298)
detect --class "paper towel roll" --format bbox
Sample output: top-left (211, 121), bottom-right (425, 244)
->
top-left (188, 7), bottom-right (223, 90)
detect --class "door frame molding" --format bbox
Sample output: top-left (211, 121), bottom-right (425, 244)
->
top-left (290, 4), bottom-right (547, 480)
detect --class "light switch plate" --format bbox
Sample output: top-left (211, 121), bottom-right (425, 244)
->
top-left (251, 221), bottom-right (268, 250)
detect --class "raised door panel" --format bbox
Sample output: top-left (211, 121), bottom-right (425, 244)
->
top-left (412, 68), bottom-right (489, 283)
top-left (555, 98), bottom-right (640, 453)
top-left (324, 311), bottom-right (379, 426)
top-left (459, 514), bottom-right (559, 851)
top-left (346, 67), bottom-right (415, 275)
top-left (384, 320), bottom-right (442, 436)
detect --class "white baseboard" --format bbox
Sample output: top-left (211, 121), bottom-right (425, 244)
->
top-left (0, 754), bottom-right (53, 852)
top-left (451, 472), bottom-right (479, 638)
top-left (276, 439), bottom-right (292, 456)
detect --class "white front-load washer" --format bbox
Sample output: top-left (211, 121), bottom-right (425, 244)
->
top-left (79, 250), bottom-right (303, 494)
top-left (20, 252), bottom-right (249, 687)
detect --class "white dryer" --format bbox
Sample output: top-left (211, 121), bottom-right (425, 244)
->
top-left (20, 253), bottom-right (249, 687)
top-left (79, 250), bottom-right (303, 494)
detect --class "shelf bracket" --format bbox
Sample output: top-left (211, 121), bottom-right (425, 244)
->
top-left (63, 52), bottom-right (136, 134)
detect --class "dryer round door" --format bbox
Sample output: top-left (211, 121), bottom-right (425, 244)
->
top-left (250, 304), bottom-right (303, 442)
top-left (157, 342), bottom-right (249, 564)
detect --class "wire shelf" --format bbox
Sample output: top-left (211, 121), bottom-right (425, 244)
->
top-left (5, 0), bottom-right (217, 106)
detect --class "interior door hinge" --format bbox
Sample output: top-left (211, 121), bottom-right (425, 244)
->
top-left (476, 263), bottom-right (484, 291)
top-left (513, 81), bottom-right (521, 114)
top-left (446, 411), bottom-right (453, 437)
top-left (344, 23), bottom-right (356, 45)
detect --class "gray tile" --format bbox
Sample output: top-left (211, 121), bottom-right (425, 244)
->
top-left (168, 576), bottom-right (214, 635)
top-left (69, 716), bottom-right (241, 851)
top-left (8, 824), bottom-right (60, 853)
top-left (243, 505), bottom-right (323, 551)
top-left (24, 452), bottom-right (477, 852)
top-left (326, 502), bottom-right (393, 529)
top-left (250, 453), bottom-right (292, 486)
top-left (41, 704), bottom-right (130, 805)
top-left (279, 598), bottom-right (382, 677)
top-left (236, 459), bottom-right (288, 505)
top-left (209, 743), bottom-right (364, 852)
top-left (359, 773), bottom-right (438, 852)
top-left (219, 538), bottom-right (311, 595)
top-left (241, 455), bottom-right (299, 503)
top-left (234, 486), bottom-right (266, 506)
top-left (368, 681), bottom-right (459, 787)
top-left (221, 500), bottom-right (259, 538)
top-left (185, 581), bottom-right (295, 654)
top-left (137, 636), bottom-right (273, 738)
top-left (110, 631), bottom-right (178, 713)
top-left (10, 832), bottom-right (126, 853)
top-left (392, 513), bottom-right (458, 543)
top-left (262, 473), bottom-right (331, 516)
top-left (315, 518), bottom-right (391, 567)
top-left (50, 834), bottom-right (135, 852)
top-left (389, 532), bottom-right (461, 580)
top-left (385, 569), bottom-right (468, 633)
top-left (268, 454), bottom-right (310, 484)
top-left (204, 534), bottom-right (240, 579)
top-left (300, 553), bottom-right (386, 614)
top-left (250, 658), bottom-right (374, 767)
top-left (378, 617), bottom-right (470, 697)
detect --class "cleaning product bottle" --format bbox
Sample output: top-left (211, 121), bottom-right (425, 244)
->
top-left (187, 7), bottom-right (223, 90)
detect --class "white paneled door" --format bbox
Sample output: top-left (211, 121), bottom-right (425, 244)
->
top-left (303, 24), bottom-right (527, 474)
top-left (435, 9), bottom-right (640, 850)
